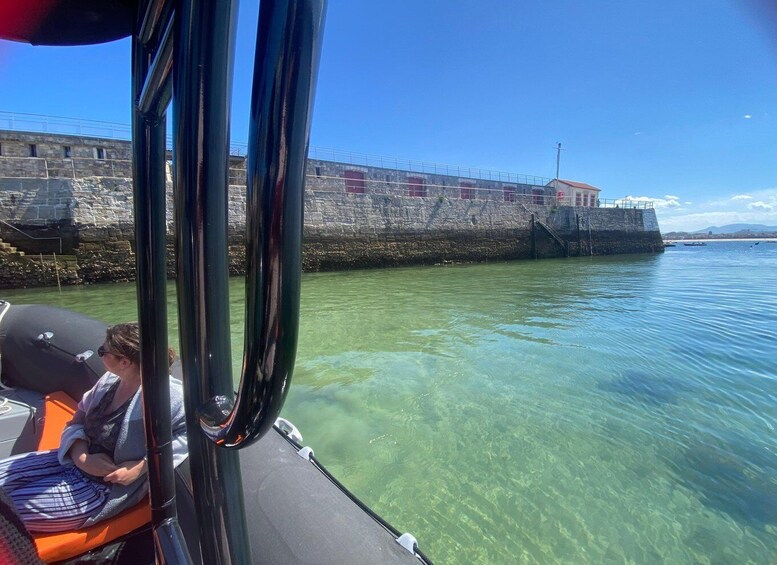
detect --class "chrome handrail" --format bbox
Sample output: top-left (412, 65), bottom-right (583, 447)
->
top-left (196, 0), bottom-right (326, 448)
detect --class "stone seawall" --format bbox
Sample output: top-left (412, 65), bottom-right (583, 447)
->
top-left (0, 130), bottom-right (663, 288)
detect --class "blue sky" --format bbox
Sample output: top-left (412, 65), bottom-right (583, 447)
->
top-left (1, 0), bottom-right (776, 232)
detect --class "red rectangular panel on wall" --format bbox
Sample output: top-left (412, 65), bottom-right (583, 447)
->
top-left (504, 186), bottom-right (517, 202)
top-left (460, 182), bottom-right (475, 200)
top-left (344, 170), bottom-right (366, 194)
top-left (408, 177), bottom-right (426, 197)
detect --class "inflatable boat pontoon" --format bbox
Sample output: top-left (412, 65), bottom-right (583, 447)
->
top-left (0, 300), bottom-right (430, 563)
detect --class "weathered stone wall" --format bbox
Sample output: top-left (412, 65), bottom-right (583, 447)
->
top-left (0, 253), bottom-right (80, 289)
top-left (0, 130), bottom-right (663, 287)
top-left (304, 189), bottom-right (537, 234)
top-left (548, 206), bottom-right (664, 256)
top-left (0, 131), bottom-right (131, 159)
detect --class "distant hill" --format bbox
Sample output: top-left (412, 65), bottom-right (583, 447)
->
top-left (695, 223), bottom-right (777, 234)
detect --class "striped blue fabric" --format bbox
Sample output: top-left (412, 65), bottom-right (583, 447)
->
top-left (0, 450), bottom-right (109, 533)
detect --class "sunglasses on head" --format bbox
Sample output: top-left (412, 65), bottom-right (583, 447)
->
top-left (97, 345), bottom-right (122, 358)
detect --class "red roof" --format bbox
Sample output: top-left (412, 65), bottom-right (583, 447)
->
top-left (555, 179), bottom-right (601, 191)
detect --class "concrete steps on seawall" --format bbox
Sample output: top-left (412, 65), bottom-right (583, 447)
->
top-left (535, 220), bottom-right (569, 255)
top-left (0, 238), bottom-right (24, 257)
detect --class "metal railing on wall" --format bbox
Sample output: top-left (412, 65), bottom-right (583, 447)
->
top-left (1, 111), bottom-right (653, 209)
top-left (0, 112), bottom-right (132, 142)
top-left (1, 111), bottom-right (551, 185)
top-left (307, 146), bottom-right (552, 185)
top-left (0, 218), bottom-right (63, 253)
top-left (598, 198), bottom-right (653, 209)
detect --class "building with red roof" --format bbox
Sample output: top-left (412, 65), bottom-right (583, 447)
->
top-left (547, 179), bottom-right (601, 207)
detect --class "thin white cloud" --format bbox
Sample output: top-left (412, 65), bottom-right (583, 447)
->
top-left (654, 186), bottom-right (777, 231)
top-left (749, 201), bottom-right (774, 211)
top-left (744, 114), bottom-right (752, 119)
top-left (658, 211), bottom-right (747, 232)
top-left (625, 195), bottom-right (680, 208)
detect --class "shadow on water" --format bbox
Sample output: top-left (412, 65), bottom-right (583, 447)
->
top-left (674, 437), bottom-right (777, 528)
top-left (598, 369), bottom-right (688, 406)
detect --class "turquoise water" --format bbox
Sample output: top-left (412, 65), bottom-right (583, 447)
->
top-left (3, 241), bottom-right (777, 564)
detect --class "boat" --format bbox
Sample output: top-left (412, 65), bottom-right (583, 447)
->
top-left (683, 242), bottom-right (707, 246)
top-left (0, 300), bottom-right (428, 563)
top-left (0, 1), bottom-right (431, 563)
top-left (664, 241), bottom-right (676, 247)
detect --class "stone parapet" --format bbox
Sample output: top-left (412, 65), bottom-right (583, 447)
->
top-left (0, 130), bottom-right (132, 160)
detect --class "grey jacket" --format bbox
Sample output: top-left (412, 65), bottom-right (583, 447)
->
top-left (58, 372), bottom-right (188, 526)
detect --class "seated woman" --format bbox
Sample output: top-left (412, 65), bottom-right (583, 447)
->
top-left (0, 322), bottom-right (187, 533)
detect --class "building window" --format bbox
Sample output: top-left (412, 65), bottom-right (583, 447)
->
top-left (63, 146), bottom-right (72, 158)
top-left (407, 177), bottom-right (426, 197)
top-left (94, 147), bottom-right (106, 159)
top-left (575, 192), bottom-right (582, 206)
top-left (315, 166), bottom-right (321, 177)
top-left (532, 188), bottom-right (545, 205)
top-left (583, 193), bottom-right (589, 207)
top-left (29, 144), bottom-right (37, 157)
top-left (344, 170), bottom-right (366, 194)
top-left (504, 185), bottom-right (516, 202)
top-left (0, 142), bottom-right (3, 156)
top-left (460, 182), bottom-right (475, 200)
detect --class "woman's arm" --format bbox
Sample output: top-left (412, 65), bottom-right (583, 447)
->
top-left (68, 438), bottom-right (119, 477)
top-left (58, 396), bottom-right (92, 465)
top-left (171, 429), bottom-right (188, 467)
top-left (58, 373), bottom-right (112, 465)
top-left (170, 378), bottom-right (189, 467)
top-left (103, 458), bottom-right (146, 486)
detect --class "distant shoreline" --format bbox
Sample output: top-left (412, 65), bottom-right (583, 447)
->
top-left (664, 238), bottom-right (777, 243)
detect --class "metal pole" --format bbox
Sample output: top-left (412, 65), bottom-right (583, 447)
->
top-left (576, 212), bottom-right (582, 257)
top-left (555, 142), bottom-right (561, 180)
top-left (172, 0), bottom-right (251, 563)
top-left (132, 6), bottom-right (191, 563)
top-left (588, 213), bottom-right (593, 256)
top-left (53, 252), bottom-right (61, 292)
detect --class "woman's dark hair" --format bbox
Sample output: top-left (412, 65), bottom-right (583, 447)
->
top-left (106, 322), bottom-right (175, 367)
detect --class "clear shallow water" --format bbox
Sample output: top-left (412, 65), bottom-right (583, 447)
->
top-left (3, 241), bottom-right (777, 564)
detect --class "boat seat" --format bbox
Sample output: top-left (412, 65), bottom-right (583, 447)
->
top-left (31, 391), bottom-right (151, 563)
top-left (36, 391), bottom-right (79, 452)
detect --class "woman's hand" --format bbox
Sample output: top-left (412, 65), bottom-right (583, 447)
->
top-left (104, 459), bottom-right (147, 486)
top-left (69, 439), bottom-right (118, 477)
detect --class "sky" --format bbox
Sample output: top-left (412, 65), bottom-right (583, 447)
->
top-left (1, 0), bottom-right (777, 232)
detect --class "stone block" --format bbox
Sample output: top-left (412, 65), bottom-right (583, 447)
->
top-left (0, 158), bottom-right (47, 177)
top-left (37, 206), bottom-right (56, 220)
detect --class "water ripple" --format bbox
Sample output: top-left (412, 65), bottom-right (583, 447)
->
top-left (5, 241), bottom-right (777, 564)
